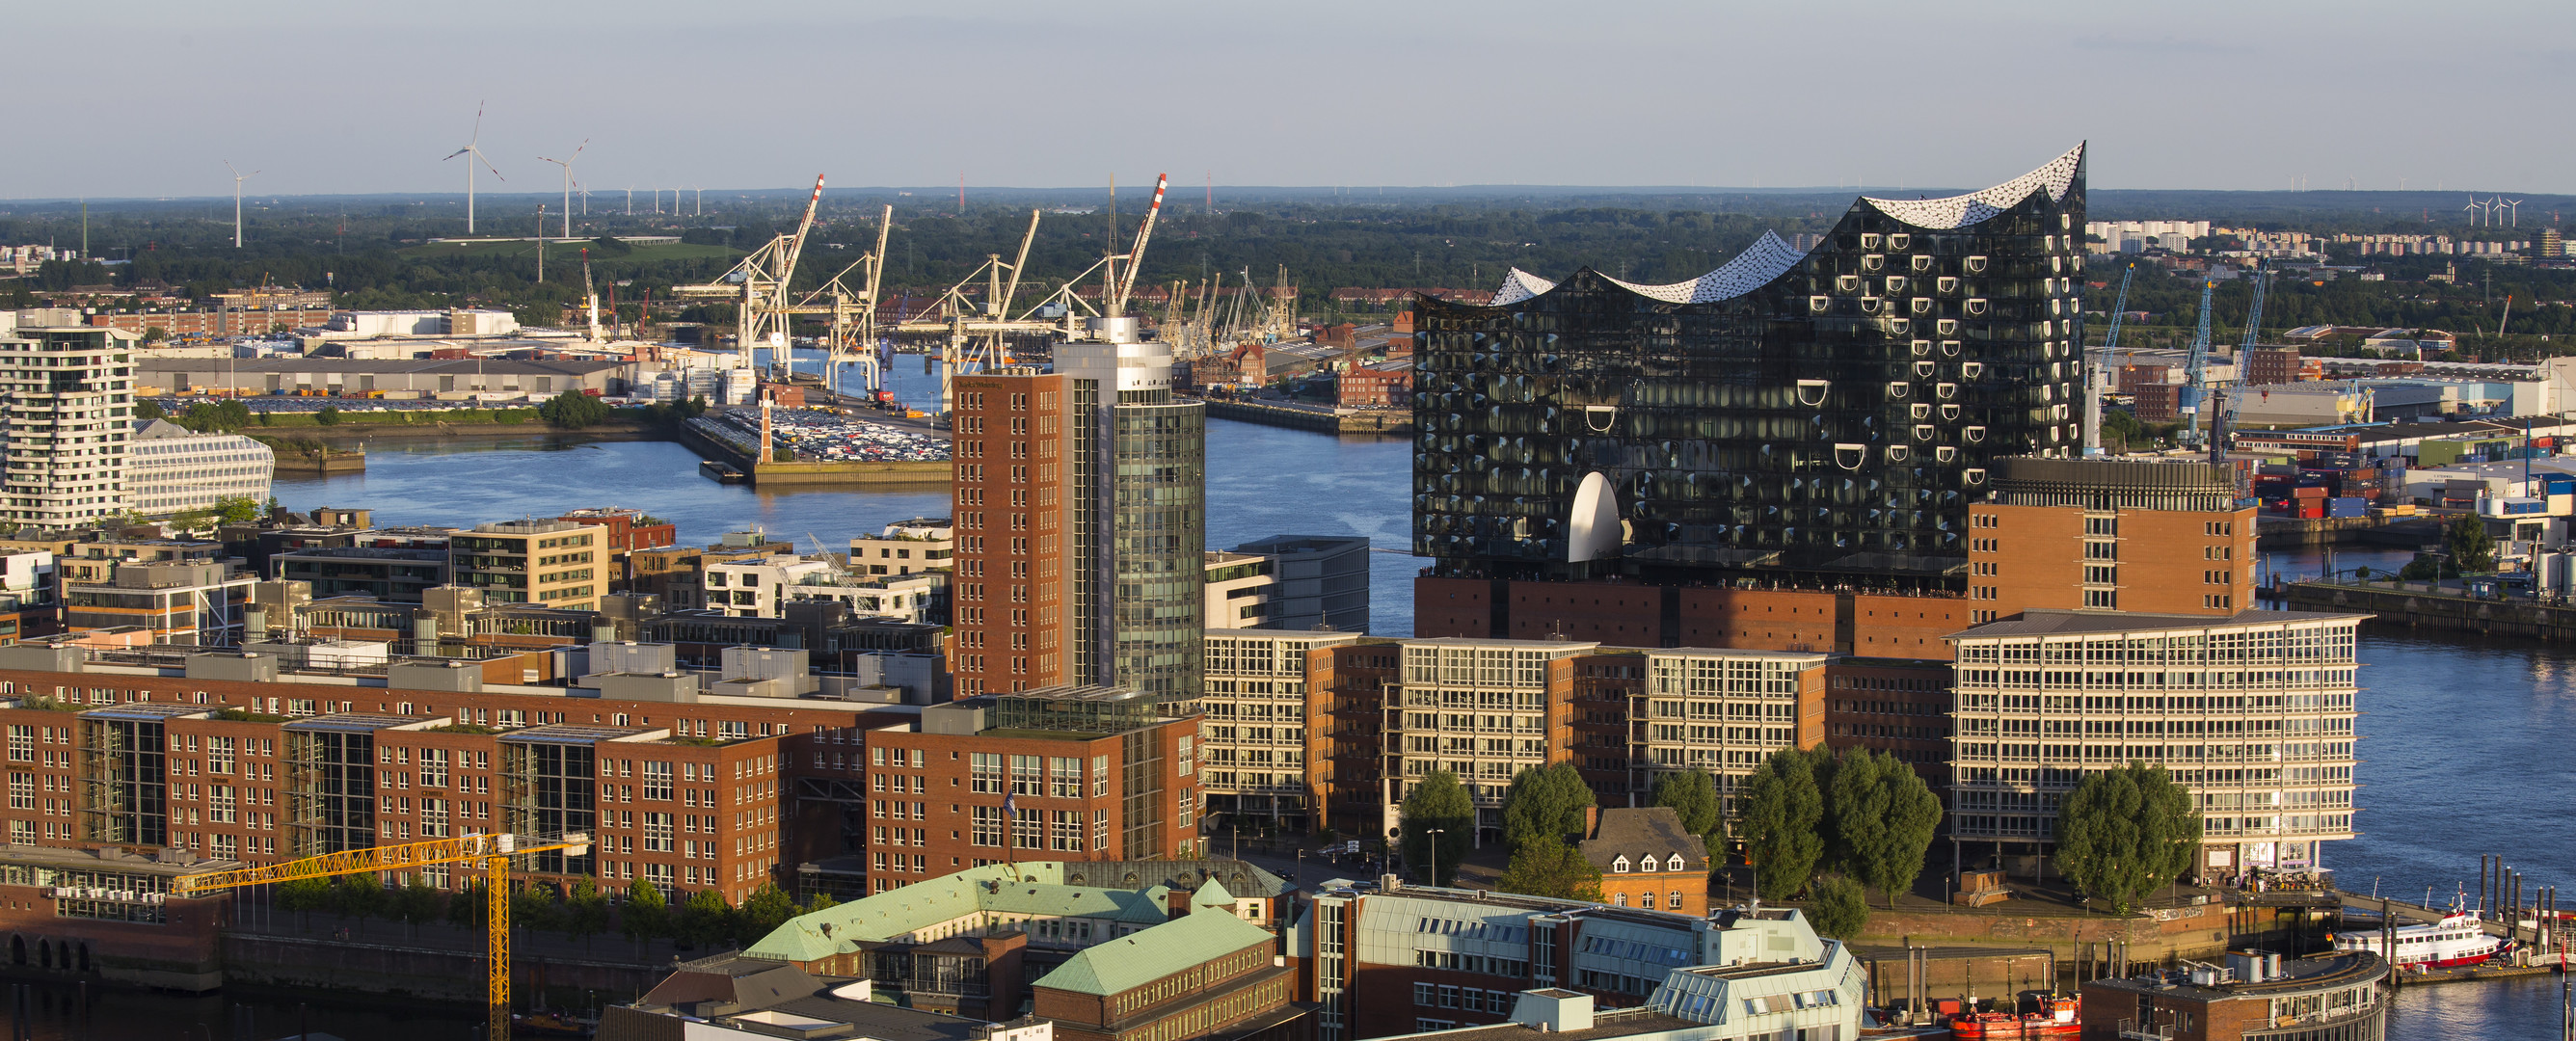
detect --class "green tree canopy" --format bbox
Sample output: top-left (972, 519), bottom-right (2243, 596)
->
top-left (134, 398), bottom-right (166, 421)
top-left (2447, 514), bottom-right (2496, 574)
top-left (314, 405), bottom-right (342, 426)
top-left (563, 876), bottom-right (613, 944)
top-left (512, 883), bottom-right (562, 936)
top-left (1500, 763), bottom-right (1596, 850)
top-left (621, 880), bottom-right (668, 942)
top-left (1828, 750), bottom-right (1944, 908)
top-left (2054, 761), bottom-right (2204, 915)
top-left (1650, 770), bottom-right (1724, 848)
top-left (447, 879), bottom-right (490, 930)
top-left (1495, 836), bottom-right (1603, 902)
top-left (678, 888), bottom-right (737, 948)
top-left (213, 495), bottom-right (261, 524)
top-left (330, 872), bottom-right (387, 924)
top-left (738, 884), bottom-right (801, 945)
top-left (538, 389), bottom-right (613, 429)
top-left (1806, 874), bottom-right (1869, 940)
top-left (1398, 769), bottom-right (1475, 887)
top-left (1738, 749), bottom-right (1827, 900)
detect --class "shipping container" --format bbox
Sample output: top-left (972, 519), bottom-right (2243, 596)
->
top-left (2292, 486), bottom-right (2328, 499)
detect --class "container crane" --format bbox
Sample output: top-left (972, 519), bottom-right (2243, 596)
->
top-left (2085, 263), bottom-right (2134, 454)
top-left (2210, 264), bottom-right (2272, 463)
top-left (672, 174), bottom-right (828, 375)
top-left (2181, 280), bottom-right (2216, 446)
top-left (173, 831), bottom-right (591, 1041)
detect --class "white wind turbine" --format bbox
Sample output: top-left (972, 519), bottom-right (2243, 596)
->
top-left (442, 102), bottom-right (506, 234)
top-left (537, 139), bottom-right (587, 240)
top-left (2503, 198), bottom-right (2524, 227)
top-left (2466, 195), bottom-right (2486, 227)
top-left (692, 185), bottom-right (703, 216)
top-left (225, 160), bottom-right (259, 248)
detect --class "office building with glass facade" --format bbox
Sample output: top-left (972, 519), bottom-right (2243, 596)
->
top-left (1413, 145), bottom-right (2089, 589)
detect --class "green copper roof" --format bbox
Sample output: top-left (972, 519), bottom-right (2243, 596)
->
top-left (745, 861), bottom-right (1184, 963)
top-left (1031, 910), bottom-right (1275, 997)
top-left (1191, 877), bottom-right (1236, 906)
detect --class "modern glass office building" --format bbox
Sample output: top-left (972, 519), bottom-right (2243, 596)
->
top-left (1414, 145), bottom-right (2089, 586)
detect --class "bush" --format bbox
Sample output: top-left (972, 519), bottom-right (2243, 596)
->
top-left (314, 405), bottom-right (342, 426)
top-left (538, 389), bottom-right (612, 429)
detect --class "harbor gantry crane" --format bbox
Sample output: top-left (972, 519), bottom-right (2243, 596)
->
top-left (2209, 263), bottom-right (2272, 464)
top-left (2181, 279), bottom-right (2217, 446)
top-left (173, 831), bottom-right (591, 1041)
top-left (888, 173), bottom-right (1172, 414)
top-left (783, 203), bottom-right (895, 400)
top-left (672, 174), bottom-right (828, 374)
top-left (2085, 263), bottom-right (2134, 454)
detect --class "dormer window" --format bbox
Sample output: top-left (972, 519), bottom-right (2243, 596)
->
top-left (1612, 856), bottom-right (1631, 873)
top-left (1665, 855), bottom-right (1684, 871)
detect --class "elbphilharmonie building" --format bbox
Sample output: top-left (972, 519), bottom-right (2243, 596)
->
top-left (1413, 145), bottom-right (2089, 588)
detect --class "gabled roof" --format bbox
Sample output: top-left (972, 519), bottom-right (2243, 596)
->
top-left (744, 860), bottom-right (1279, 962)
top-left (1032, 909), bottom-right (1276, 997)
top-left (1861, 143), bottom-right (2085, 229)
top-left (1578, 807), bottom-right (1708, 872)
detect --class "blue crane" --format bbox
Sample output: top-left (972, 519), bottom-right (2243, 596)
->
top-left (2182, 279), bottom-right (2216, 446)
top-left (2086, 264), bottom-right (2134, 454)
top-left (2210, 264), bottom-right (2273, 462)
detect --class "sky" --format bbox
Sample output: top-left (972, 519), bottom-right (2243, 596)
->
top-left (13, 0), bottom-right (2574, 200)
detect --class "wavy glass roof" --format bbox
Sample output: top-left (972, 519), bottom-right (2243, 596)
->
top-left (1861, 143), bottom-right (2084, 229)
top-left (1487, 144), bottom-right (2084, 306)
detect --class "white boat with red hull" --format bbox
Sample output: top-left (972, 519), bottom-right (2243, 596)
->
top-left (2329, 912), bottom-right (2506, 969)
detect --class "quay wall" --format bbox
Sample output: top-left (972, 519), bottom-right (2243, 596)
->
top-left (2281, 580), bottom-right (2576, 641)
top-left (1200, 398), bottom-right (1412, 436)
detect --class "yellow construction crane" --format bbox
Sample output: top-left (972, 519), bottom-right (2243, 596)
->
top-left (174, 831), bottom-right (590, 1041)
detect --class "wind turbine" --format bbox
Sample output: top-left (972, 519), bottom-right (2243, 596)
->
top-left (624, 187), bottom-right (633, 216)
top-left (2466, 195), bottom-right (2485, 227)
top-left (442, 102), bottom-right (505, 234)
top-left (537, 139), bottom-right (586, 240)
top-left (224, 160), bottom-right (259, 249)
top-left (692, 185), bottom-right (702, 216)
top-left (2503, 198), bottom-right (2523, 227)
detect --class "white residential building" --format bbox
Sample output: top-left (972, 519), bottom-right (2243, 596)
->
top-left (0, 327), bottom-right (138, 524)
top-left (1947, 609), bottom-right (2364, 877)
top-left (1200, 627), bottom-right (1363, 826)
top-left (703, 556), bottom-right (835, 617)
top-left (848, 519), bottom-right (953, 576)
top-left (127, 419), bottom-right (274, 517)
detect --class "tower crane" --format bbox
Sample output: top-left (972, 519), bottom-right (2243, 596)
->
top-left (2085, 263), bottom-right (2134, 454)
top-left (2182, 279), bottom-right (2217, 446)
top-left (174, 831), bottom-right (591, 1041)
top-left (672, 174), bottom-right (828, 375)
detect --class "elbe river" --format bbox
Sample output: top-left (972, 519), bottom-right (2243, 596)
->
top-left (14, 359), bottom-right (2562, 1038)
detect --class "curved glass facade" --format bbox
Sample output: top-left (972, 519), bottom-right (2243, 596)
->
top-left (1415, 148), bottom-right (2087, 584)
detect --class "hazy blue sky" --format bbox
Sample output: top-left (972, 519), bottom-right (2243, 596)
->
top-left (14, 0), bottom-right (2571, 200)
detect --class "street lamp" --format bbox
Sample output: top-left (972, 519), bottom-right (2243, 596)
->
top-left (1296, 848), bottom-right (1306, 889)
top-left (1425, 829), bottom-right (1445, 888)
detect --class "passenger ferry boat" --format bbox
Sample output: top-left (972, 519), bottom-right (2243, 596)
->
top-left (2328, 912), bottom-right (2506, 968)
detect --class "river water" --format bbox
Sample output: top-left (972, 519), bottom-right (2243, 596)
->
top-left (215, 366), bottom-right (2576, 1037)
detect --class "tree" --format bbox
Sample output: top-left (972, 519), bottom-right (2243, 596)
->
top-left (512, 883), bottom-right (562, 937)
top-left (1500, 763), bottom-right (1595, 851)
top-left (390, 875), bottom-right (445, 937)
top-left (314, 405), bottom-right (342, 426)
top-left (1398, 769), bottom-right (1474, 887)
top-left (1738, 749), bottom-right (1826, 900)
top-left (277, 875), bottom-right (331, 931)
top-left (1494, 836), bottom-right (1602, 902)
top-left (621, 880), bottom-right (668, 944)
top-left (1806, 874), bottom-right (1869, 940)
top-left (800, 892), bottom-right (841, 916)
top-left (213, 495), bottom-right (261, 524)
top-left (1828, 750), bottom-right (1945, 908)
top-left (677, 888), bottom-right (737, 948)
top-left (133, 398), bottom-right (166, 421)
top-left (447, 880), bottom-right (490, 931)
top-left (141, 326), bottom-right (169, 344)
top-left (563, 877), bottom-right (612, 948)
top-left (738, 883), bottom-right (800, 945)
top-left (330, 872), bottom-right (386, 934)
top-left (1650, 770), bottom-right (1724, 849)
top-left (2446, 514), bottom-right (2496, 574)
top-left (538, 389), bottom-right (612, 429)
top-left (2054, 762), bottom-right (2204, 915)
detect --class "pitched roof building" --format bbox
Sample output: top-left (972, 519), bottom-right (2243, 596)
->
top-left (1577, 809), bottom-right (1710, 917)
